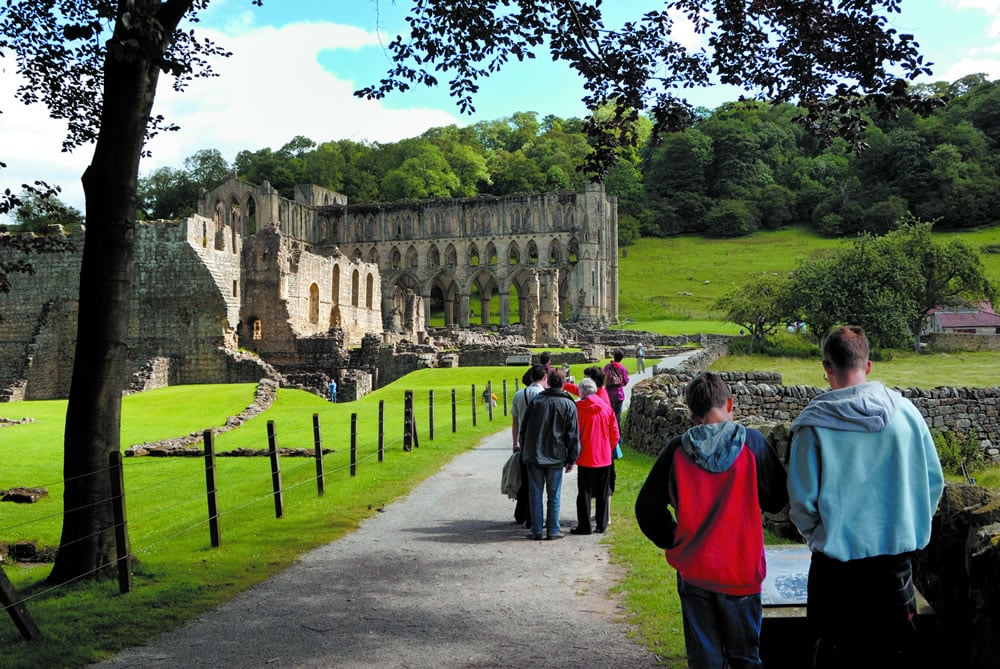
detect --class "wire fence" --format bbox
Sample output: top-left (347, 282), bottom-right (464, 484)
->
top-left (1, 378), bottom-right (522, 638)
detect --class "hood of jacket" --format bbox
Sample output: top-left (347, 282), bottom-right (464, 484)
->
top-left (680, 421), bottom-right (746, 473)
top-left (577, 394), bottom-right (606, 420)
top-left (790, 381), bottom-right (901, 433)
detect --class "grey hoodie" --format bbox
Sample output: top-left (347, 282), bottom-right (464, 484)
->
top-left (790, 381), bottom-right (901, 433)
top-left (681, 421), bottom-right (747, 473)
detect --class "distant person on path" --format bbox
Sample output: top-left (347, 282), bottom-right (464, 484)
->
top-left (635, 372), bottom-right (788, 669)
top-left (518, 368), bottom-right (579, 540)
top-left (788, 325), bottom-right (944, 669)
top-left (636, 342), bottom-right (646, 373)
top-left (327, 378), bottom-right (337, 403)
top-left (603, 349), bottom-right (630, 428)
top-left (570, 377), bottom-right (618, 535)
top-left (510, 365), bottom-right (547, 528)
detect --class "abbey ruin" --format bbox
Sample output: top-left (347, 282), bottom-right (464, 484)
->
top-left (0, 178), bottom-right (619, 401)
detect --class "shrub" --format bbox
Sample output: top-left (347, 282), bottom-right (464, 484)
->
top-left (933, 430), bottom-right (986, 476)
top-left (761, 331), bottom-right (820, 358)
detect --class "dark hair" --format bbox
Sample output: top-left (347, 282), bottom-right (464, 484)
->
top-left (822, 325), bottom-right (869, 373)
top-left (584, 365), bottom-right (605, 388)
top-left (547, 368), bottom-right (565, 388)
top-left (684, 372), bottom-right (731, 419)
top-left (527, 364), bottom-right (547, 383)
top-left (613, 348), bottom-right (625, 362)
top-left (540, 351), bottom-right (552, 364)
top-left (521, 369), bottom-right (533, 387)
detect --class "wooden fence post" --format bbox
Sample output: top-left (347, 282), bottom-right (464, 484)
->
top-left (108, 451), bottom-right (132, 594)
top-left (487, 381), bottom-right (494, 421)
top-left (312, 413), bottom-right (325, 496)
top-left (203, 430), bottom-right (221, 548)
top-left (451, 388), bottom-right (457, 433)
top-left (502, 379), bottom-right (508, 417)
top-left (378, 400), bottom-right (385, 462)
top-left (351, 413), bottom-right (358, 476)
top-left (403, 390), bottom-right (414, 451)
top-left (266, 420), bottom-right (284, 519)
top-left (471, 384), bottom-right (477, 427)
top-left (0, 569), bottom-right (39, 640)
top-left (428, 389), bottom-right (435, 441)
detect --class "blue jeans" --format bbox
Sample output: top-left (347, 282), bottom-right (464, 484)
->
top-left (677, 574), bottom-right (763, 669)
top-left (526, 465), bottom-right (563, 537)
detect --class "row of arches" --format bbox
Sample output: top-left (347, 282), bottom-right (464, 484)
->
top-left (348, 238), bottom-right (580, 271)
top-left (340, 203), bottom-right (578, 244)
top-left (388, 267), bottom-right (572, 328)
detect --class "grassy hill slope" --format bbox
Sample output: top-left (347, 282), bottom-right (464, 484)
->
top-left (617, 226), bottom-right (1000, 329)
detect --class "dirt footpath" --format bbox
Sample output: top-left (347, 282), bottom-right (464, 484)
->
top-left (94, 428), bottom-right (663, 668)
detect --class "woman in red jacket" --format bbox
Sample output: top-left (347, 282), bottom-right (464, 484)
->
top-left (571, 377), bottom-right (619, 535)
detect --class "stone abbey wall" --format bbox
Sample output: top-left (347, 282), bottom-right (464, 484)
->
top-left (1, 177), bottom-right (619, 400)
top-left (317, 182), bottom-right (619, 339)
top-left (624, 371), bottom-right (1000, 462)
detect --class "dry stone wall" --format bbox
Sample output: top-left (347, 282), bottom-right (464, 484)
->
top-left (625, 371), bottom-right (1000, 461)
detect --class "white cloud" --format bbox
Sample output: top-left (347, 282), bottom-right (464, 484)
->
top-left (145, 21), bottom-right (459, 175)
top-left (1, 20), bottom-right (460, 220)
top-left (949, 0), bottom-right (1000, 38)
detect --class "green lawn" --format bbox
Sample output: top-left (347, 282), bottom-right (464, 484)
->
top-left (616, 226), bottom-right (1000, 328)
top-left (0, 369), bottom-right (526, 668)
top-left (711, 350), bottom-right (1000, 388)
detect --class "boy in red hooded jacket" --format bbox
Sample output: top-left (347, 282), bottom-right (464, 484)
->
top-left (635, 372), bottom-right (787, 668)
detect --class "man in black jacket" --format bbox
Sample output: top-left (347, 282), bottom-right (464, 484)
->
top-left (519, 369), bottom-right (580, 540)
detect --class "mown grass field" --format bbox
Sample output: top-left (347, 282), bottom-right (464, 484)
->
top-left (616, 225), bottom-right (1000, 333)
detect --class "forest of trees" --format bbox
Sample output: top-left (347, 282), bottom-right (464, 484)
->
top-left (135, 75), bottom-right (1000, 246)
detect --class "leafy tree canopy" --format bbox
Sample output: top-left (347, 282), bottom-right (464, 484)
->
top-left (357, 0), bottom-right (938, 175)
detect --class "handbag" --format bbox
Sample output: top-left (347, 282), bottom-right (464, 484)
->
top-left (613, 444), bottom-right (623, 460)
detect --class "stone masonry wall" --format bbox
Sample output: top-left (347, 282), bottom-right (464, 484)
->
top-left (927, 332), bottom-right (1000, 352)
top-left (625, 371), bottom-right (1000, 462)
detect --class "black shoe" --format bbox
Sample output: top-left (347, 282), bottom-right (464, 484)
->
top-left (594, 527), bottom-right (605, 533)
top-left (570, 528), bottom-right (592, 535)
top-left (527, 533), bottom-right (542, 540)
top-left (545, 533), bottom-right (563, 540)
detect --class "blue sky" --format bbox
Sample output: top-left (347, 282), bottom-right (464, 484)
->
top-left (2, 1), bottom-right (999, 218)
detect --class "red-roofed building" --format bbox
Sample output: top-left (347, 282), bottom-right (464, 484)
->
top-left (925, 302), bottom-right (1000, 335)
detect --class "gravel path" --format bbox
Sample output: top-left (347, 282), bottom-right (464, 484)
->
top-left (95, 356), bottom-right (694, 669)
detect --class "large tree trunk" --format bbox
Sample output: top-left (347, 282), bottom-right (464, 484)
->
top-left (48, 1), bottom-right (188, 585)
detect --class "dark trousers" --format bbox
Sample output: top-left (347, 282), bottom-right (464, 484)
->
top-left (677, 574), bottom-right (763, 669)
top-left (513, 459), bottom-right (532, 528)
top-left (575, 465), bottom-right (611, 533)
top-left (807, 551), bottom-right (918, 669)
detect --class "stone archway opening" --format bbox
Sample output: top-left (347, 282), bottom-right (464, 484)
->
top-left (468, 269), bottom-right (499, 327)
top-left (428, 271), bottom-right (459, 328)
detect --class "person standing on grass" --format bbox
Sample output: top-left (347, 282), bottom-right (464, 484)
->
top-left (570, 377), bottom-right (618, 535)
top-left (636, 342), bottom-right (646, 373)
top-left (518, 368), bottom-right (579, 540)
top-left (787, 325), bottom-right (944, 669)
top-left (635, 372), bottom-right (788, 669)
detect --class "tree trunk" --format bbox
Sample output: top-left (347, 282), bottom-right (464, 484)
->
top-left (48, 1), bottom-right (185, 584)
